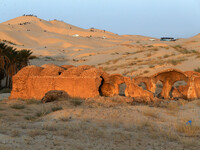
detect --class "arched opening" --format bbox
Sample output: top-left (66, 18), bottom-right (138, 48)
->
top-left (154, 81), bottom-right (163, 98)
top-left (119, 83), bottom-right (126, 96)
top-left (138, 82), bottom-right (147, 90)
top-left (170, 80), bottom-right (187, 98)
top-left (173, 80), bottom-right (187, 88)
top-left (99, 76), bottom-right (104, 96)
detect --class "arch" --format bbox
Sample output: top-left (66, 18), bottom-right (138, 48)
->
top-left (170, 80), bottom-right (187, 99)
top-left (119, 83), bottom-right (127, 96)
top-left (134, 77), bottom-right (155, 93)
top-left (100, 74), bottom-right (125, 97)
top-left (138, 82), bottom-right (147, 90)
top-left (154, 80), bottom-right (163, 98)
top-left (151, 69), bottom-right (188, 99)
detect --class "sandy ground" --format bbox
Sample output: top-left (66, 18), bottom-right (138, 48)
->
top-left (0, 97), bottom-right (199, 150)
top-left (0, 16), bottom-right (200, 150)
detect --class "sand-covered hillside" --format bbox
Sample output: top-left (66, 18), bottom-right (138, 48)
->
top-left (1, 16), bottom-right (200, 76)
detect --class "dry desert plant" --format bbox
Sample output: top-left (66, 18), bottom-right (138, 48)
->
top-left (196, 100), bottom-right (200, 107)
top-left (51, 106), bottom-right (63, 112)
top-left (10, 130), bottom-right (20, 137)
top-left (142, 108), bottom-right (159, 119)
top-left (194, 67), bottom-right (200, 73)
top-left (179, 137), bottom-right (198, 148)
top-left (175, 123), bottom-right (200, 137)
top-left (25, 99), bottom-right (41, 105)
top-left (28, 129), bottom-right (45, 137)
top-left (11, 104), bottom-right (25, 109)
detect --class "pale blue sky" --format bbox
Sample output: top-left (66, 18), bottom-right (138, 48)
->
top-left (0, 0), bottom-right (200, 38)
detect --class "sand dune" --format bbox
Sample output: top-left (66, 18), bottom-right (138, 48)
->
top-left (0, 16), bottom-right (200, 76)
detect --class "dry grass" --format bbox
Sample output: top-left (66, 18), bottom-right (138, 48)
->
top-left (0, 98), bottom-right (199, 149)
top-left (196, 100), bottom-right (200, 107)
top-left (176, 123), bottom-right (200, 137)
top-left (10, 130), bottom-right (20, 137)
top-left (194, 67), bottom-right (200, 73)
top-left (167, 58), bottom-right (186, 66)
top-left (179, 137), bottom-right (198, 148)
top-left (25, 99), bottom-right (41, 105)
top-left (142, 108), bottom-right (159, 119)
top-left (166, 102), bottom-right (179, 111)
top-left (51, 106), bottom-right (63, 112)
top-left (28, 129), bottom-right (45, 137)
top-left (42, 124), bottom-right (57, 131)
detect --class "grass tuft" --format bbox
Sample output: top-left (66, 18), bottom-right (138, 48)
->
top-left (51, 106), bottom-right (63, 112)
top-left (11, 104), bottom-right (25, 109)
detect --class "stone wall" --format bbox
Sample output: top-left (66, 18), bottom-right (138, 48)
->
top-left (9, 64), bottom-right (200, 101)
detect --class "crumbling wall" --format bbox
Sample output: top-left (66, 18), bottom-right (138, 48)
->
top-left (9, 64), bottom-right (200, 101)
top-left (134, 77), bottom-right (156, 93)
top-left (9, 65), bottom-right (105, 100)
top-left (124, 77), bottom-right (154, 102)
top-left (101, 74), bottom-right (125, 97)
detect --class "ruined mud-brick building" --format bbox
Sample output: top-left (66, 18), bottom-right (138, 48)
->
top-left (9, 64), bottom-right (200, 101)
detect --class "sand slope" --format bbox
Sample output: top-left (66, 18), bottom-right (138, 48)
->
top-left (0, 16), bottom-right (200, 76)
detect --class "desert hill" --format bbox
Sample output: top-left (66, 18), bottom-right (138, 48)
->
top-left (0, 16), bottom-right (200, 76)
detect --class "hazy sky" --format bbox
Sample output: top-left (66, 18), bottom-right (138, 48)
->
top-left (0, 0), bottom-right (200, 38)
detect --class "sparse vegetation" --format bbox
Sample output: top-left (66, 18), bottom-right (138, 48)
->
top-left (142, 108), bottom-right (159, 119)
top-left (149, 65), bottom-right (155, 68)
top-left (163, 54), bottom-right (170, 58)
top-left (176, 123), bottom-right (200, 137)
top-left (11, 104), bottom-right (25, 109)
top-left (51, 106), bottom-right (63, 112)
top-left (35, 109), bottom-right (51, 117)
top-left (70, 98), bottom-right (83, 106)
top-left (26, 99), bottom-right (41, 105)
top-left (11, 130), bottom-right (20, 137)
top-left (24, 115), bottom-right (35, 121)
top-left (143, 70), bottom-right (149, 74)
top-left (28, 130), bottom-right (44, 137)
top-left (194, 67), bottom-right (200, 73)
top-left (167, 58), bottom-right (186, 66)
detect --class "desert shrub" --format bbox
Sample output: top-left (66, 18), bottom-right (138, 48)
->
top-left (70, 98), bottom-right (83, 106)
top-left (35, 109), bottom-right (51, 117)
top-left (26, 99), bottom-right (41, 104)
top-left (142, 108), bottom-right (159, 119)
top-left (11, 104), bottom-right (25, 109)
top-left (147, 45), bottom-right (153, 47)
top-left (194, 67), bottom-right (200, 73)
top-left (173, 45), bottom-right (182, 49)
top-left (151, 48), bottom-right (158, 51)
top-left (176, 123), bottom-right (200, 137)
top-left (11, 130), bottom-right (20, 137)
top-left (163, 54), bottom-right (170, 58)
top-left (51, 106), bottom-right (63, 112)
top-left (196, 101), bottom-right (200, 107)
top-left (24, 116), bottom-right (35, 121)
top-left (167, 58), bottom-right (185, 66)
top-left (149, 65), bottom-right (155, 68)
top-left (143, 70), bottom-right (149, 74)
top-left (28, 130), bottom-right (44, 137)
top-left (146, 53), bottom-right (152, 57)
